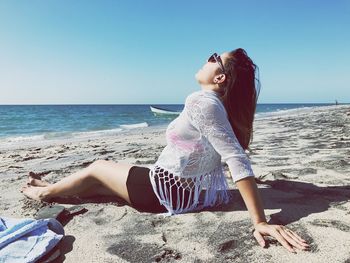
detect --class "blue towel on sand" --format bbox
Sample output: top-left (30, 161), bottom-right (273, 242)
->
top-left (0, 216), bottom-right (64, 263)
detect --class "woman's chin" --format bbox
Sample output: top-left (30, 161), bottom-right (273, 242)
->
top-left (194, 72), bottom-right (201, 82)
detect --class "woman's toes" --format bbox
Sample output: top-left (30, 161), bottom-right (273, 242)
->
top-left (27, 176), bottom-right (49, 187)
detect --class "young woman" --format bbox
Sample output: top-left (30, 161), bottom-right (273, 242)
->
top-left (21, 48), bottom-right (310, 253)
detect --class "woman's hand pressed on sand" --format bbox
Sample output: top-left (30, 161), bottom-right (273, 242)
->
top-left (252, 222), bottom-right (310, 253)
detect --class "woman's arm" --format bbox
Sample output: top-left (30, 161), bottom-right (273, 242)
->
top-left (235, 176), bottom-right (310, 253)
top-left (235, 176), bottom-right (267, 226)
top-left (185, 93), bottom-right (310, 252)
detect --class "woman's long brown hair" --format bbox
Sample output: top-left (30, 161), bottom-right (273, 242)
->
top-left (217, 48), bottom-right (261, 151)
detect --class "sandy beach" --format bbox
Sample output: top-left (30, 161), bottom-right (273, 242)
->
top-left (1, 104), bottom-right (349, 262)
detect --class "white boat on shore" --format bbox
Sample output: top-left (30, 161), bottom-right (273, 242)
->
top-left (150, 106), bottom-right (182, 116)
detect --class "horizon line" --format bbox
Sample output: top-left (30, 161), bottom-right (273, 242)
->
top-left (0, 102), bottom-right (348, 106)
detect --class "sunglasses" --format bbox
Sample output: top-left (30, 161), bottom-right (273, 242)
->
top-left (207, 53), bottom-right (226, 74)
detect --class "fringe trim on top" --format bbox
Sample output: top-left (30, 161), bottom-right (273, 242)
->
top-left (149, 164), bottom-right (230, 217)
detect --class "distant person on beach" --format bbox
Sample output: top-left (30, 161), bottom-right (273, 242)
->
top-left (21, 48), bottom-right (310, 253)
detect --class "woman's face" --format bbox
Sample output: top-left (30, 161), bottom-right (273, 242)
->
top-left (195, 52), bottom-right (229, 87)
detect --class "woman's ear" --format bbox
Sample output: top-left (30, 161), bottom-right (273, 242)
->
top-left (214, 74), bottom-right (226, 84)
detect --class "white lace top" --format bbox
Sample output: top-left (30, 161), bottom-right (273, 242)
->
top-left (148, 89), bottom-right (255, 217)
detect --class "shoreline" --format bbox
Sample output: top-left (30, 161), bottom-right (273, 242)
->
top-left (0, 104), bottom-right (347, 152)
top-left (0, 123), bottom-right (169, 152)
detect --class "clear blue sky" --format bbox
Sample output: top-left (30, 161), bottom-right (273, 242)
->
top-left (0, 0), bottom-right (349, 104)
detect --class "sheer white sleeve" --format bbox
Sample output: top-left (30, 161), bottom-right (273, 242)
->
top-left (185, 93), bottom-right (255, 183)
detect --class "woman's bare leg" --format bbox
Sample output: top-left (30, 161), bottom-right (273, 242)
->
top-left (27, 173), bottom-right (115, 198)
top-left (21, 160), bottom-right (134, 205)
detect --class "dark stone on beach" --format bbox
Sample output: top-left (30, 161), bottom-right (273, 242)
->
top-left (35, 205), bottom-right (66, 220)
top-left (35, 204), bottom-right (87, 225)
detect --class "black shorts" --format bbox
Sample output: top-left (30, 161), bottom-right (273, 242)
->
top-left (126, 165), bottom-right (193, 213)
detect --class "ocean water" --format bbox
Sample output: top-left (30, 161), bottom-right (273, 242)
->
top-left (0, 103), bottom-right (339, 143)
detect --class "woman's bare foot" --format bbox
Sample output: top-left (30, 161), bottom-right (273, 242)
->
top-left (27, 172), bottom-right (50, 187)
top-left (21, 185), bottom-right (50, 202)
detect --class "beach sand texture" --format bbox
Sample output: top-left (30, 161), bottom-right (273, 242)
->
top-left (0, 104), bottom-right (349, 262)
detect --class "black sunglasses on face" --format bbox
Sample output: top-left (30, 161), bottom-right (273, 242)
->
top-left (207, 53), bottom-right (226, 74)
